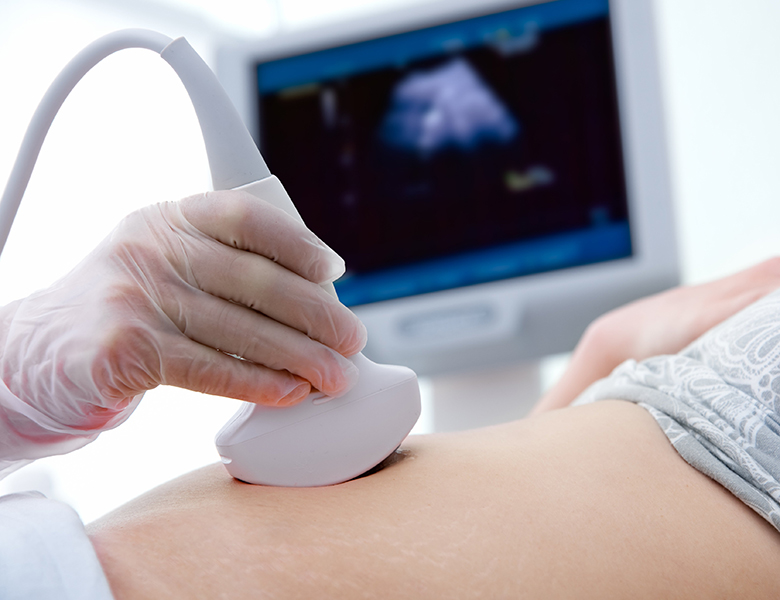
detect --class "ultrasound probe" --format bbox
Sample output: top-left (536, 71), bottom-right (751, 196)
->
top-left (0, 29), bottom-right (421, 486)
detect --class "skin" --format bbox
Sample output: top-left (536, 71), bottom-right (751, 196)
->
top-left (531, 258), bottom-right (780, 414)
top-left (85, 258), bottom-right (780, 598)
top-left (88, 402), bottom-right (780, 599)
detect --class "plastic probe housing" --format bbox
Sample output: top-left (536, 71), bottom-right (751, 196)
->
top-left (214, 176), bottom-right (421, 487)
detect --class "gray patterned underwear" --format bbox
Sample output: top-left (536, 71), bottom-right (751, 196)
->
top-left (575, 288), bottom-right (780, 532)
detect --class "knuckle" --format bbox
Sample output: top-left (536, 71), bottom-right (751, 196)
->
top-left (181, 190), bottom-right (261, 244)
top-left (218, 194), bottom-right (256, 232)
top-left (306, 347), bottom-right (345, 390)
top-left (115, 207), bottom-right (148, 232)
top-left (202, 191), bottom-right (260, 242)
top-left (269, 377), bottom-right (297, 401)
top-left (247, 372), bottom-right (306, 406)
top-left (320, 303), bottom-right (366, 355)
top-left (308, 252), bottom-right (340, 284)
top-left (225, 251), bottom-right (256, 282)
top-left (311, 344), bottom-right (342, 370)
top-left (107, 210), bottom-right (168, 269)
top-left (91, 317), bottom-right (159, 402)
top-left (226, 256), bottom-right (280, 310)
top-left (103, 282), bottom-right (153, 315)
top-left (106, 238), bottom-right (156, 271)
top-left (303, 302), bottom-right (339, 346)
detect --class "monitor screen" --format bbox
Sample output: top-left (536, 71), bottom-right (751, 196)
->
top-left (253, 0), bottom-right (630, 307)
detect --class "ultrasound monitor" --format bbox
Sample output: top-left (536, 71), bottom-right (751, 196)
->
top-left (216, 0), bottom-right (678, 375)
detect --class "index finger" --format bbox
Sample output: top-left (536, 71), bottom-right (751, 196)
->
top-left (179, 190), bottom-right (345, 285)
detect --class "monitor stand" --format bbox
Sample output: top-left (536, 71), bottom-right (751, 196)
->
top-left (428, 360), bottom-right (541, 432)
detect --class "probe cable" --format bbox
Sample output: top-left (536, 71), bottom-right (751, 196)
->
top-left (0, 28), bottom-right (270, 258)
top-left (0, 30), bottom-right (171, 257)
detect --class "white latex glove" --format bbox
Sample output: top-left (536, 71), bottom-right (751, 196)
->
top-left (0, 190), bottom-right (367, 473)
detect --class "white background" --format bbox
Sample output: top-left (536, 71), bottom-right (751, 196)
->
top-left (0, 0), bottom-right (779, 523)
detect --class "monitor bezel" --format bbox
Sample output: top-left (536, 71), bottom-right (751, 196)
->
top-left (216, 0), bottom-right (678, 375)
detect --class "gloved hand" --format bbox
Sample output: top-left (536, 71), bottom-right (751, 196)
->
top-left (0, 190), bottom-right (367, 471)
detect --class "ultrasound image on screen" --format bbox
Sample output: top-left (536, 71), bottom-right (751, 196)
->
top-left (256, 0), bottom-right (630, 305)
top-left (379, 58), bottom-right (521, 155)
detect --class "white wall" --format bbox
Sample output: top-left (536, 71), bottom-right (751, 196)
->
top-left (0, 0), bottom-right (779, 522)
top-left (654, 0), bottom-right (780, 283)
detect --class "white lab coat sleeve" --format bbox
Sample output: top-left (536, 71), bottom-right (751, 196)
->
top-left (0, 491), bottom-right (114, 600)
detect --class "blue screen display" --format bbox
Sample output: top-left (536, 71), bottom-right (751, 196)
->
top-left (259, 0), bottom-right (609, 92)
top-left (256, 0), bottom-right (631, 306)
